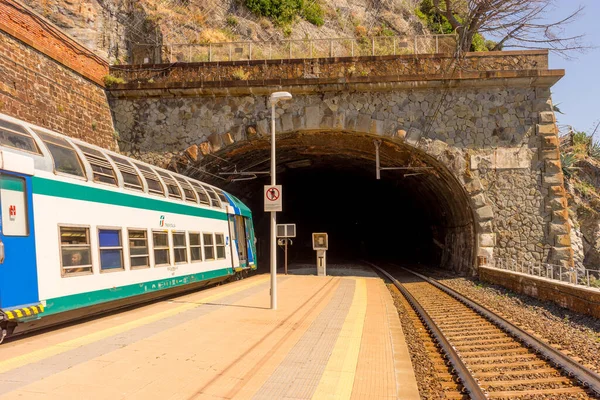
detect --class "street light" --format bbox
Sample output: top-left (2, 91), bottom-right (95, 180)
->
top-left (269, 91), bottom-right (292, 310)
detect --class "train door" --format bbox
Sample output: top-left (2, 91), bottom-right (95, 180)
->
top-left (234, 216), bottom-right (248, 269)
top-left (0, 173), bottom-right (39, 309)
top-left (228, 215), bottom-right (240, 270)
top-left (245, 218), bottom-right (256, 268)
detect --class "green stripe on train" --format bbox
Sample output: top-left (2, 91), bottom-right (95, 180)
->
top-left (32, 177), bottom-right (228, 220)
top-left (43, 268), bottom-right (233, 316)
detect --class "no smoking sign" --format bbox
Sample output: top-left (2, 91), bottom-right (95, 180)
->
top-left (264, 185), bottom-right (282, 212)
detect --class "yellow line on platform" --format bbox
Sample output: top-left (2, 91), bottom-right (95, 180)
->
top-left (312, 278), bottom-right (367, 400)
top-left (0, 276), bottom-right (268, 374)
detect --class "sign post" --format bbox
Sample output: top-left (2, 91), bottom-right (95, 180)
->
top-left (277, 224), bottom-right (296, 275)
top-left (312, 233), bottom-right (328, 277)
top-left (268, 91), bottom-right (292, 311)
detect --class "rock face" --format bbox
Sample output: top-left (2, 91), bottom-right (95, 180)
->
top-left (565, 157), bottom-right (600, 274)
top-left (21, 0), bottom-right (426, 63)
top-left (109, 51), bottom-right (574, 273)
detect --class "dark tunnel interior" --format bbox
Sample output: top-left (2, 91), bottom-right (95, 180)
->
top-left (197, 133), bottom-right (476, 274)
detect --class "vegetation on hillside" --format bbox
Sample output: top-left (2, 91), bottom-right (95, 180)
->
top-left (244, 0), bottom-right (324, 26)
top-left (415, 0), bottom-right (497, 52)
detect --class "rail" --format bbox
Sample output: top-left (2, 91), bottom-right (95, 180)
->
top-left (130, 34), bottom-right (458, 64)
top-left (491, 258), bottom-right (600, 289)
top-left (367, 261), bottom-right (487, 399)
top-left (370, 262), bottom-right (600, 397)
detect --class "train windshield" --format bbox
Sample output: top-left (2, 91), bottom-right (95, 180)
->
top-left (0, 119), bottom-right (40, 154)
top-left (33, 130), bottom-right (86, 178)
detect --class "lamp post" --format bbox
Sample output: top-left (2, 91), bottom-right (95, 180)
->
top-left (269, 91), bottom-right (292, 310)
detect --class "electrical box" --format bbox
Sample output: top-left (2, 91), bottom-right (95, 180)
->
top-left (276, 224), bottom-right (296, 238)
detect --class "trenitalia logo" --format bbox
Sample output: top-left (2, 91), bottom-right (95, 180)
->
top-left (159, 215), bottom-right (176, 228)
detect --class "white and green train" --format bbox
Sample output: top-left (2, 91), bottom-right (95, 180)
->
top-left (0, 112), bottom-right (256, 340)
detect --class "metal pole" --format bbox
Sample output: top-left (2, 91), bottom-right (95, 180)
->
top-left (209, 44), bottom-right (212, 62)
top-left (229, 44), bottom-right (232, 61)
top-left (374, 140), bottom-right (381, 180)
top-left (372, 37), bottom-right (375, 56)
top-left (270, 101), bottom-right (277, 310)
top-left (249, 43), bottom-right (252, 60)
top-left (285, 239), bottom-right (288, 275)
top-left (330, 40), bottom-right (333, 57)
top-left (351, 41), bottom-right (354, 57)
top-left (436, 35), bottom-right (439, 53)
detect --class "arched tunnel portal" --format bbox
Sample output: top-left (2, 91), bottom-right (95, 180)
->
top-left (195, 132), bottom-right (477, 275)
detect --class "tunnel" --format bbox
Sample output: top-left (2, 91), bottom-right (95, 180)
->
top-left (195, 132), bottom-right (477, 274)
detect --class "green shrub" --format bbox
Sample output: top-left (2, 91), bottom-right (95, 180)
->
top-left (415, 0), bottom-right (454, 34)
top-left (590, 141), bottom-right (600, 160)
top-left (226, 15), bottom-right (239, 26)
top-left (245, 0), bottom-right (302, 25)
top-left (245, 0), bottom-right (323, 26)
top-left (302, 1), bottom-right (324, 26)
top-left (103, 75), bottom-right (126, 87)
top-left (561, 152), bottom-right (578, 177)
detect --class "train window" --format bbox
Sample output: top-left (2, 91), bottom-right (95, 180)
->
top-left (203, 186), bottom-right (222, 208)
top-left (98, 229), bottom-right (124, 271)
top-left (33, 130), bottom-right (86, 178)
top-left (156, 171), bottom-right (182, 200)
top-left (128, 229), bottom-right (149, 269)
top-left (133, 163), bottom-right (165, 196)
top-left (191, 182), bottom-right (210, 205)
top-left (0, 176), bottom-right (29, 236)
top-left (189, 232), bottom-right (202, 262)
top-left (0, 119), bottom-right (40, 154)
top-left (77, 144), bottom-right (117, 186)
top-left (215, 233), bottom-right (226, 260)
top-left (215, 189), bottom-right (229, 205)
top-left (59, 226), bottom-right (92, 276)
top-left (153, 231), bottom-right (170, 266)
top-left (203, 233), bottom-right (215, 260)
top-left (173, 231), bottom-right (187, 263)
top-left (108, 155), bottom-right (143, 192)
top-left (174, 177), bottom-right (197, 204)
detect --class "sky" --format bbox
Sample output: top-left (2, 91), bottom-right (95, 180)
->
top-left (544, 1), bottom-right (600, 135)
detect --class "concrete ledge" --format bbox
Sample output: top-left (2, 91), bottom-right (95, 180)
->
top-left (479, 266), bottom-right (600, 318)
top-left (108, 70), bottom-right (564, 99)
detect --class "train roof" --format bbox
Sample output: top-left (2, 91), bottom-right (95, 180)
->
top-left (0, 113), bottom-right (252, 218)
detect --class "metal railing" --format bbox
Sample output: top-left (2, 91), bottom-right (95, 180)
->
top-left (491, 258), bottom-right (600, 289)
top-left (131, 34), bottom-right (458, 64)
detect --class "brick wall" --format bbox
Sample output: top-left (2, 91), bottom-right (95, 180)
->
top-left (0, 0), bottom-right (116, 150)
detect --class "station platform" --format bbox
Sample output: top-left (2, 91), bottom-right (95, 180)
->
top-left (0, 270), bottom-right (419, 399)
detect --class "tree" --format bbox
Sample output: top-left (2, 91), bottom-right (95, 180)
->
top-left (431, 0), bottom-right (586, 57)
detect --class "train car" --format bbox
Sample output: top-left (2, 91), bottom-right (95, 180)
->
top-left (0, 113), bottom-right (257, 341)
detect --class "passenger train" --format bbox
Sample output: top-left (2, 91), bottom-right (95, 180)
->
top-left (0, 112), bottom-right (257, 340)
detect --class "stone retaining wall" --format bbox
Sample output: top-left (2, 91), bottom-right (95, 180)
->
top-left (479, 266), bottom-right (600, 319)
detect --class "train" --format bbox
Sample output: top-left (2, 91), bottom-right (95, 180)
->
top-left (0, 112), bottom-right (257, 341)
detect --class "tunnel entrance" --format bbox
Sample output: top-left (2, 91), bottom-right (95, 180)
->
top-left (197, 132), bottom-right (477, 274)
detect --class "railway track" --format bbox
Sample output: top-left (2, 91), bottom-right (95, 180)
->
top-left (369, 262), bottom-right (600, 399)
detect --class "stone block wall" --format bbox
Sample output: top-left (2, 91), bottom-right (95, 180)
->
top-left (0, 0), bottom-right (116, 149)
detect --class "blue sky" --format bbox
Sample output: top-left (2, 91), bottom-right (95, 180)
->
top-left (545, 1), bottom-right (599, 135)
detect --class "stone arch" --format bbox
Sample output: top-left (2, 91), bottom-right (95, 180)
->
top-left (177, 125), bottom-right (495, 275)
